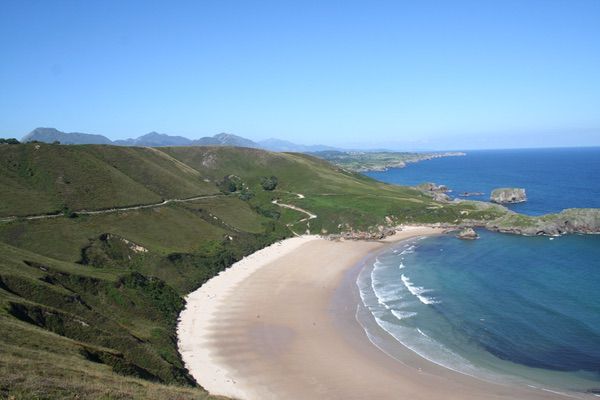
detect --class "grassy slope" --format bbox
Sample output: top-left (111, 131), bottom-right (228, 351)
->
top-left (0, 144), bottom-right (505, 399)
top-left (0, 144), bottom-right (218, 218)
top-left (0, 207), bottom-right (282, 398)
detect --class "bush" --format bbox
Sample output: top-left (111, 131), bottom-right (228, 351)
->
top-left (61, 206), bottom-right (78, 219)
top-left (239, 189), bottom-right (254, 201)
top-left (217, 175), bottom-right (243, 193)
top-left (0, 138), bottom-right (20, 144)
top-left (261, 176), bottom-right (278, 191)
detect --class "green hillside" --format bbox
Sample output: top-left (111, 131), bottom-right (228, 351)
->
top-left (0, 143), bottom-right (504, 399)
top-left (0, 144), bottom-right (217, 218)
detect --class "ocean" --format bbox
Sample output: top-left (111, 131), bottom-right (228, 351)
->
top-left (366, 147), bottom-right (600, 215)
top-left (357, 147), bottom-right (600, 396)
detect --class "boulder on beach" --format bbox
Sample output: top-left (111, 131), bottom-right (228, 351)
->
top-left (490, 188), bottom-right (527, 204)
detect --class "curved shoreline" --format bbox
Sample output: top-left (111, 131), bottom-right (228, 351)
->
top-left (177, 227), bottom-right (577, 399)
top-left (177, 235), bottom-right (320, 399)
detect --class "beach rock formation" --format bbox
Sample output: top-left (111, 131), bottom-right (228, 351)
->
top-left (457, 228), bottom-right (479, 240)
top-left (327, 227), bottom-right (397, 241)
top-left (490, 188), bottom-right (527, 204)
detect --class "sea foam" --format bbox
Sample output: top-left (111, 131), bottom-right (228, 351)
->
top-left (391, 310), bottom-right (417, 320)
top-left (401, 274), bottom-right (438, 305)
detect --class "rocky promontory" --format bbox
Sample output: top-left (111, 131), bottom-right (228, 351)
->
top-left (490, 188), bottom-right (527, 204)
top-left (485, 208), bottom-right (600, 236)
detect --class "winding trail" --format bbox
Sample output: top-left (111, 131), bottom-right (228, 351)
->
top-left (0, 193), bottom-right (223, 223)
top-left (271, 200), bottom-right (316, 223)
top-left (271, 192), bottom-right (317, 235)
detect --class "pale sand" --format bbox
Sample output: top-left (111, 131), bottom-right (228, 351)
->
top-left (178, 227), bottom-right (575, 400)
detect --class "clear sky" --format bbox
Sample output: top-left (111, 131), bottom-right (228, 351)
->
top-left (1, 0), bottom-right (599, 150)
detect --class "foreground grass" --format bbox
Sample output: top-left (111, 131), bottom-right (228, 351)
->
top-left (0, 314), bottom-right (223, 400)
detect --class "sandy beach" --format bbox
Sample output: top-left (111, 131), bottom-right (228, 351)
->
top-left (178, 226), bottom-right (574, 400)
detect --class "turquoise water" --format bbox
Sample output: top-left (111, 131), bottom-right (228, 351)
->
top-left (358, 148), bottom-right (600, 396)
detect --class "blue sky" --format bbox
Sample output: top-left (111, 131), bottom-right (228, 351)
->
top-left (1, 0), bottom-right (599, 150)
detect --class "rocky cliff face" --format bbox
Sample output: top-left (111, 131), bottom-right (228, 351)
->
top-left (490, 188), bottom-right (527, 204)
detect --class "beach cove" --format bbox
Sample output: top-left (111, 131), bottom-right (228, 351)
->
top-left (177, 227), bottom-right (575, 400)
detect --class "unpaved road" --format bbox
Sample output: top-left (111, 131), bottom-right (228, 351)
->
top-left (0, 194), bottom-right (223, 223)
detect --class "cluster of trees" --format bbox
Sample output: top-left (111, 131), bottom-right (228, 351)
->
top-left (260, 176), bottom-right (278, 191)
top-left (217, 174), bottom-right (254, 200)
top-left (0, 139), bottom-right (62, 145)
top-left (217, 175), bottom-right (244, 193)
top-left (217, 174), bottom-right (279, 201)
top-left (0, 138), bottom-right (20, 144)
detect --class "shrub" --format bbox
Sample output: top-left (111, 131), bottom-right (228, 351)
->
top-left (0, 138), bottom-right (20, 144)
top-left (239, 188), bottom-right (254, 201)
top-left (217, 174), bottom-right (243, 193)
top-left (260, 176), bottom-right (278, 191)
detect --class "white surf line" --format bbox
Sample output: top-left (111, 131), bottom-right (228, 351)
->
top-left (0, 194), bottom-right (223, 222)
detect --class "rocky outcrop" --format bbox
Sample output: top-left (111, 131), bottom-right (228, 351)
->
top-left (458, 192), bottom-right (484, 197)
top-left (416, 182), bottom-right (449, 193)
top-left (416, 182), bottom-right (451, 202)
top-left (327, 227), bottom-right (397, 241)
top-left (485, 208), bottom-right (600, 236)
top-left (456, 228), bottom-right (479, 240)
top-left (80, 233), bottom-right (148, 267)
top-left (490, 188), bottom-right (527, 204)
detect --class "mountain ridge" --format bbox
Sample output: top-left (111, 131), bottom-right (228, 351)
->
top-left (22, 127), bottom-right (113, 145)
top-left (21, 127), bottom-right (328, 152)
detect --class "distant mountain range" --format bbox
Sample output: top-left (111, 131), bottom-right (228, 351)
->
top-left (22, 127), bottom-right (338, 152)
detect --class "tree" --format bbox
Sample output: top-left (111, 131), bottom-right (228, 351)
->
top-left (0, 138), bottom-right (20, 144)
top-left (261, 176), bottom-right (278, 191)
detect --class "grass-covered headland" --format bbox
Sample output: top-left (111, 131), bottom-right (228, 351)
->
top-left (0, 143), bottom-right (595, 399)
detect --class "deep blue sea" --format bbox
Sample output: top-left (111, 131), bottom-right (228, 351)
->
top-left (357, 147), bottom-right (600, 396)
top-left (366, 147), bottom-right (600, 215)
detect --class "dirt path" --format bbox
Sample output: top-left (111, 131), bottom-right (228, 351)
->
top-left (271, 199), bottom-right (316, 223)
top-left (0, 193), bottom-right (223, 223)
top-left (271, 193), bottom-right (317, 236)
